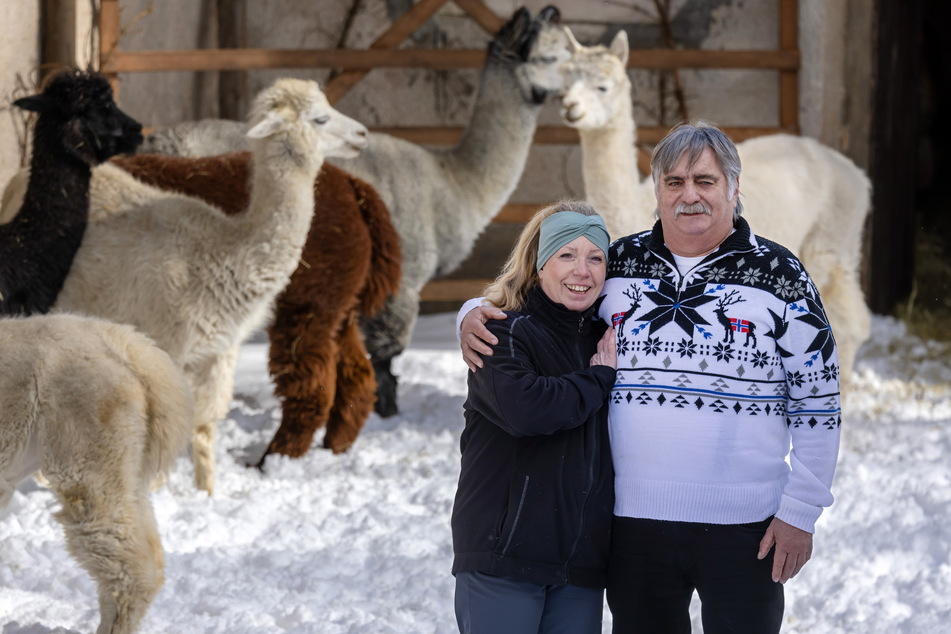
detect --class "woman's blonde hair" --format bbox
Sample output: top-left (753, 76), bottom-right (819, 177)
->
top-left (483, 200), bottom-right (602, 311)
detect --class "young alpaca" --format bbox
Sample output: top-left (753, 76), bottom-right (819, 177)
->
top-left (0, 69), bottom-right (141, 316)
top-left (558, 29), bottom-right (872, 383)
top-left (104, 153), bottom-right (402, 459)
top-left (51, 78), bottom-right (369, 494)
top-left (130, 6), bottom-right (572, 418)
top-left (0, 313), bottom-right (193, 634)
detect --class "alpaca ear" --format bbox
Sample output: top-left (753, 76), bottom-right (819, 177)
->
top-left (610, 30), bottom-right (630, 66)
top-left (539, 5), bottom-right (561, 24)
top-left (246, 111), bottom-right (285, 139)
top-left (13, 94), bottom-right (55, 113)
top-left (565, 26), bottom-right (582, 54)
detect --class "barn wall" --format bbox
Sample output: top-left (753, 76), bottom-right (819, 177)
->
top-left (0, 0), bottom-right (877, 309)
top-left (0, 1), bottom-right (42, 184)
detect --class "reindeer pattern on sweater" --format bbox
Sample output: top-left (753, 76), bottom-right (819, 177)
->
top-left (600, 218), bottom-right (840, 532)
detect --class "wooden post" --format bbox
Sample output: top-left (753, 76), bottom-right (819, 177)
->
top-left (217, 0), bottom-right (247, 120)
top-left (98, 0), bottom-right (121, 96)
top-left (779, 0), bottom-right (799, 133)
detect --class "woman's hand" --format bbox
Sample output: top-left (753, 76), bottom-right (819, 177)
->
top-left (590, 326), bottom-right (617, 369)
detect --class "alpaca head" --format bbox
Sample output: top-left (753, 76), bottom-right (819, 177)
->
top-left (14, 69), bottom-right (143, 166)
top-left (559, 29), bottom-right (632, 131)
top-left (245, 78), bottom-right (368, 163)
top-left (488, 5), bottom-right (565, 105)
top-left (516, 12), bottom-right (575, 102)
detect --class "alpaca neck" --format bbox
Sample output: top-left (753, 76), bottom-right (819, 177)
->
top-left (20, 120), bottom-right (92, 227)
top-left (448, 63), bottom-right (541, 223)
top-left (0, 118), bottom-right (92, 314)
top-left (244, 138), bottom-right (322, 239)
top-left (577, 86), bottom-right (655, 239)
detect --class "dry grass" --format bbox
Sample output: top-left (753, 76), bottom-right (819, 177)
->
top-left (897, 232), bottom-right (951, 342)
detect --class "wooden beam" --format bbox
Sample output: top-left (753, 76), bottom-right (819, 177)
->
top-left (493, 203), bottom-right (545, 223)
top-left (134, 124), bottom-right (790, 146)
top-left (101, 48), bottom-right (487, 73)
top-left (325, 0), bottom-right (451, 103)
top-left (100, 47), bottom-right (800, 74)
top-left (363, 125), bottom-right (792, 146)
top-left (98, 0), bottom-right (121, 95)
top-left (451, 0), bottom-right (504, 34)
top-left (779, 0), bottom-right (800, 131)
top-left (627, 49), bottom-right (799, 70)
top-left (420, 279), bottom-right (490, 302)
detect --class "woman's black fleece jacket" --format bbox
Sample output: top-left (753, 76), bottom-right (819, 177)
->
top-left (451, 286), bottom-right (616, 589)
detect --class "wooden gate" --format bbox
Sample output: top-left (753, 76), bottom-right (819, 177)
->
top-left (97, 0), bottom-right (800, 302)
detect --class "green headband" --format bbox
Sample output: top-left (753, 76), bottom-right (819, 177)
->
top-left (536, 211), bottom-right (610, 271)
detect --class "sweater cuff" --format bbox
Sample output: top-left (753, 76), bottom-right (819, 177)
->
top-left (775, 494), bottom-right (823, 534)
top-left (455, 297), bottom-right (489, 340)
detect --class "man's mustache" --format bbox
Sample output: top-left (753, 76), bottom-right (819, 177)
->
top-left (675, 202), bottom-right (711, 216)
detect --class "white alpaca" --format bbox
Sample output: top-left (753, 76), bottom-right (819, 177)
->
top-left (49, 78), bottom-right (368, 494)
top-left (558, 29), bottom-right (871, 383)
top-left (0, 313), bottom-right (193, 634)
top-left (127, 7), bottom-right (572, 418)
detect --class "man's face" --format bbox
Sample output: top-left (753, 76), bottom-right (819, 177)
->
top-left (655, 147), bottom-right (738, 256)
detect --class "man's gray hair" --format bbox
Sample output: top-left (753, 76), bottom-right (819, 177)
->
top-left (650, 121), bottom-right (744, 219)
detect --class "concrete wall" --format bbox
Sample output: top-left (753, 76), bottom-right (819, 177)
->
top-left (0, 1), bottom-right (41, 187)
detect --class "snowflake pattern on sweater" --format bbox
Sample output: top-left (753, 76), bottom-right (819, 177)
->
top-left (600, 218), bottom-right (840, 532)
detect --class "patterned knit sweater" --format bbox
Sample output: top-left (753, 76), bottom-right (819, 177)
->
top-left (599, 217), bottom-right (840, 533)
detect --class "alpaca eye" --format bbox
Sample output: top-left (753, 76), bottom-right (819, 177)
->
top-left (312, 116), bottom-right (330, 125)
top-left (597, 85), bottom-right (609, 93)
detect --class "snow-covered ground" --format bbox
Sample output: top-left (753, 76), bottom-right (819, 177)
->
top-left (1, 313), bottom-right (949, 633)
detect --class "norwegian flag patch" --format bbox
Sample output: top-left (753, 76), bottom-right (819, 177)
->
top-left (730, 318), bottom-right (752, 333)
top-left (612, 312), bottom-right (626, 328)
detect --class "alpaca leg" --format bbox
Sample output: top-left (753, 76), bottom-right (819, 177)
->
top-left (820, 269), bottom-right (871, 388)
top-left (323, 318), bottom-right (377, 453)
top-left (260, 324), bottom-right (341, 463)
top-left (51, 478), bottom-right (164, 634)
top-left (371, 356), bottom-right (399, 419)
top-left (361, 288), bottom-right (420, 418)
top-left (190, 348), bottom-right (239, 494)
top-left (800, 245), bottom-right (870, 389)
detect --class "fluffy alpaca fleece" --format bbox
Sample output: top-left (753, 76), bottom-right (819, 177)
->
top-left (0, 69), bottom-right (141, 316)
top-left (1, 154), bottom-right (401, 458)
top-left (106, 152), bottom-right (402, 459)
top-left (48, 78), bottom-right (369, 494)
top-left (129, 6), bottom-right (571, 419)
top-left (557, 29), bottom-right (872, 384)
top-left (0, 313), bottom-right (193, 634)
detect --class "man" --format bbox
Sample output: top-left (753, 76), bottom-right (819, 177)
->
top-left (459, 121), bottom-right (841, 633)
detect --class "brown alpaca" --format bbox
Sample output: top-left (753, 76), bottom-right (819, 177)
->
top-left (109, 153), bottom-right (402, 460)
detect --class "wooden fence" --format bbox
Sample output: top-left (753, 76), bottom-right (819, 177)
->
top-left (97, 0), bottom-right (800, 302)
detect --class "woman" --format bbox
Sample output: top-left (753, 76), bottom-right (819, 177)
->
top-left (451, 200), bottom-right (617, 634)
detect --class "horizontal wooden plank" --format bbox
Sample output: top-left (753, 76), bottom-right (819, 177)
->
top-left (420, 278), bottom-right (491, 302)
top-left (136, 125), bottom-right (792, 147)
top-left (102, 49), bottom-right (488, 72)
top-left (627, 49), bottom-right (799, 70)
top-left (102, 48), bottom-right (799, 74)
top-left (494, 203), bottom-right (545, 223)
top-left (368, 125), bottom-right (793, 145)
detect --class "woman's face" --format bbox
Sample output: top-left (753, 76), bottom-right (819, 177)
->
top-left (537, 235), bottom-right (607, 312)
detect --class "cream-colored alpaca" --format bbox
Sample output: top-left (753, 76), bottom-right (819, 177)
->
top-left (47, 79), bottom-right (367, 495)
top-left (0, 313), bottom-right (193, 634)
top-left (558, 28), bottom-right (871, 383)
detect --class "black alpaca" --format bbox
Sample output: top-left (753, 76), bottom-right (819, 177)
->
top-left (0, 69), bottom-right (142, 316)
